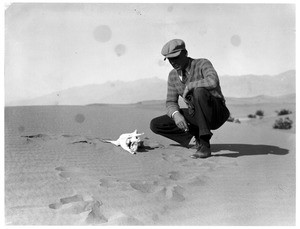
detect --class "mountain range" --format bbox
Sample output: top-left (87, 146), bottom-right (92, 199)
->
top-left (7, 70), bottom-right (295, 106)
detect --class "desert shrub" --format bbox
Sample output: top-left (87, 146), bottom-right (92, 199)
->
top-left (276, 109), bottom-right (292, 116)
top-left (227, 116), bottom-right (241, 124)
top-left (234, 119), bottom-right (241, 124)
top-left (227, 116), bottom-right (235, 122)
top-left (248, 114), bottom-right (256, 118)
top-left (273, 117), bottom-right (293, 130)
top-left (255, 110), bottom-right (264, 116)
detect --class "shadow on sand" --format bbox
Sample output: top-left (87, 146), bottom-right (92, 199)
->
top-left (137, 146), bottom-right (156, 153)
top-left (170, 143), bottom-right (289, 158)
top-left (211, 144), bottom-right (289, 158)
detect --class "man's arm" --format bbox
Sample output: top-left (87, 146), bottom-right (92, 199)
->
top-left (166, 74), bottom-right (180, 118)
top-left (184, 59), bottom-right (219, 98)
top-left (166, 72), bottom-right (190, 131)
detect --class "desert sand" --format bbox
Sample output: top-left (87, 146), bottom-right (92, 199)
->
top-left (4, 98), bottom-right (295, 225)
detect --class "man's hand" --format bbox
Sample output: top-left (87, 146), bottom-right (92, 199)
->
top-left (173, 112), bottom-right (189, 132)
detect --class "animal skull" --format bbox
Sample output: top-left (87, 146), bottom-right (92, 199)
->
top-left (101, 130), bottom-right (144, 154)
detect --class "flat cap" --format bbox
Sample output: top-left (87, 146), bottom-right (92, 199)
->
top-left (161, 39), bottom-right (186, 60)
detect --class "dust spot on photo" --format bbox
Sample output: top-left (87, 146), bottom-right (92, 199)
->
top-left (93, 25), bottom-right (112, 43)
top-left (199, 27), bottom-right (207, 36)
top-left (18, 126), bottom-right (25, 133)
top-left (115, 44), bottom-right (127, 57)
top-left (167, 6), bottom-right (174, 12)
top-left (230, 34), bottom-right (241, 47)
top-left (134, 8), bottom-right (142, 16)
top-left (158, 59), bottom-right (166, 67)
top-left (75, 114), bottom-right (85, 123)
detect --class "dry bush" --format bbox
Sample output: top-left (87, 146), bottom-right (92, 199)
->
top-left (276, 109), bottom-right (292, 116)
top-left (273, 117), bottom-right (293, 130)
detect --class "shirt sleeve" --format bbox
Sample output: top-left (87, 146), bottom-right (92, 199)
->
top-left (171, 110), bottom-right (180, 119)
top-left (166, 73), bottom-right (180, 118)
top-left (188, 59), bottom-right (219, 90)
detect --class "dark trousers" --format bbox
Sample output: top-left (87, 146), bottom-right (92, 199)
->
top-left (150, 87), bottom-right (230, 148)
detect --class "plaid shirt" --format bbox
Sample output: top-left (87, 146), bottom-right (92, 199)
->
top-left (166, 58), bottom-right (225, 117)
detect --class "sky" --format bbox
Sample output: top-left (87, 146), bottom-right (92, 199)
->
top-left (4, 2), bottom-right (295, 104)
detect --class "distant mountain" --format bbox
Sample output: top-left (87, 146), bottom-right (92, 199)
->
top-left (7, 77), bottom-right (167, 106)
top-left (220, 70), bottom-right (295, 98)
top-left (225, 93), bottom-right (296, 105)
top-left (7, 70), bottom-right (295, 106)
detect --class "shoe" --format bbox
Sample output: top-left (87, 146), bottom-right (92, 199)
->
top-left (190, 144), bottom-right (211, 159)
top-left (190, 137), bottom-right (201, 149)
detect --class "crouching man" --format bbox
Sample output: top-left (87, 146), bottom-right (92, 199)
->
top-left (150, 39), bottom-right (230, 158)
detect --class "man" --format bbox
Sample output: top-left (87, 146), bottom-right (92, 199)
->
top-left (150, 39), bottom-right (230, 158)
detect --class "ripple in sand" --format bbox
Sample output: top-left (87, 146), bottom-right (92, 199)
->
top-left (21, 134), bottom-right (50, 140)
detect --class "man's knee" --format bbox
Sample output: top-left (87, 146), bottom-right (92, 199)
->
top-left (192, 87), bottom-right (210, 101)
top-left (150, 117), bottom-right (159, 134)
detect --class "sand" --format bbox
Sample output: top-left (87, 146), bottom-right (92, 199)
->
top-left (4, 102), bottom-right (295, 225)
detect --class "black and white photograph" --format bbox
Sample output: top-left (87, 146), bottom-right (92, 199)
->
top-left (3, 1), bottom-right (296, 226)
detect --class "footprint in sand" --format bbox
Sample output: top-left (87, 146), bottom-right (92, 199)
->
top-left (106, 212), bottom-right (144, 225)
top-left (99, 178), bottom-right (118, 188)
top-left (85, 201), bottom-right (108, 225)
top-left (55, 166), bottom-right (82, 180)
top-left (98, 178), bottom-right (131, 192)
top-left (49, 194), bottom-right (108, 224)
top-left (130, 181), bottom-right (159, 193)
top-left (152, 205), bottom-right (170, 222)
top-left (129, 179), bottom-right (185, 202)
top-left (49, 194), bottom-right (84, 209)
top-left (186, 174), bottom-right (210, 187)
top-left (162, 153), bottom-right (188, 164)
top-left (155, 185), bottom-right (185, 202)
top-left (167, 171), bottom-right (183, 181)
top-left (158, 171), bottom-right (185, 183)
top-left (99, 177), bottom-right (130, 189)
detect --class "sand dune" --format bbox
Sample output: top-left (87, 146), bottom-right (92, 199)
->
top-left (5, 103), bottom-right (295, 225)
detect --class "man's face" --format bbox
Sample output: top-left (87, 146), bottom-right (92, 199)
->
top-left (167, 52), bottom-right (188, 71)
